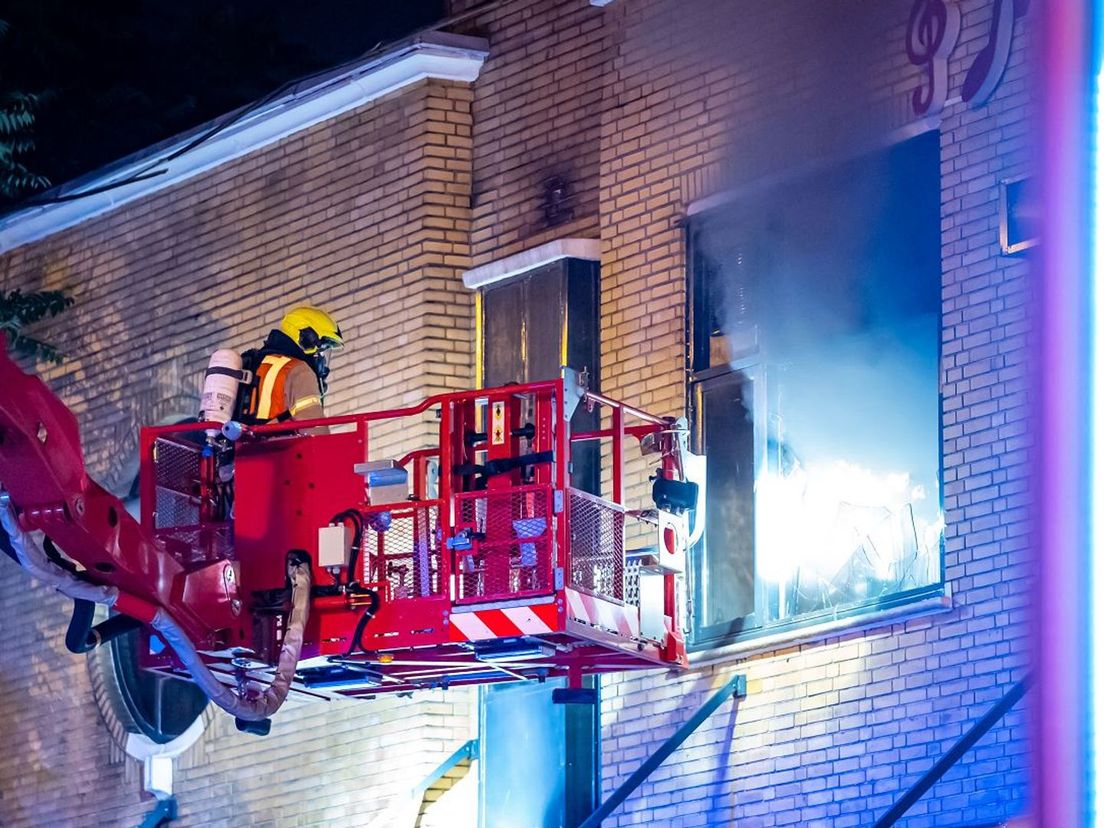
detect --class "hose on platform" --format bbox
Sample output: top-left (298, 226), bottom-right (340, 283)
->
top-left (64, 598), bottom-right (96, 652)
top-left (0, 495), bottom-right (121, 606)
top-left (150, 552), bottom-right (312, 722)
top-left (64, 598), bottom-right (144, 654)
top-left (343, 585), bottom-right (380, 657)
top-left (0, 495), bottom-right (311, 724)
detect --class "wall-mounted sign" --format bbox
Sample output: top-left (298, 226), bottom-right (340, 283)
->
top-left (962, 0), bottom-right (1030, 106)
top-left (906, 0), bottom-right (961, 116)
top-left (491, 400), bottom-right (506, 445)
top-left (907, 0), bottom-right (1029, 116)
top-left (999, 176), bottom-right (1037, 255)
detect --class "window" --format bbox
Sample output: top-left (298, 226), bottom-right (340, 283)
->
top-left (688, 132), bottom-right (944, 649)
top-left (480, 256), bottom-right (601, 493)
top-left (476, 253), bottom-right (602, 825)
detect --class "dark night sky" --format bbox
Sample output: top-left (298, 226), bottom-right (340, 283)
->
top-left (0, 0), bottom-right (445, 198)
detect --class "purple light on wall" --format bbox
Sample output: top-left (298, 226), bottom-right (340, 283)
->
top-left (1036, 1), bottom-right (1091, 824)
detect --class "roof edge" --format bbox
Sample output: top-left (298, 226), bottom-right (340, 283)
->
top-left (0, 31), bottom-right (489, 255)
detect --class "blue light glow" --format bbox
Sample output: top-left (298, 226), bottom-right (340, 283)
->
top-left (1093, 35), bottom-right (1104, 826)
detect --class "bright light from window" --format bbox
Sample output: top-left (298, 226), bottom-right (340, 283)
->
top-left (756, 460), bottom-right (942, 610)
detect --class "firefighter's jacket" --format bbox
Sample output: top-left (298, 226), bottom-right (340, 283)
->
top-left (243, 330), bottom-right (325, 424)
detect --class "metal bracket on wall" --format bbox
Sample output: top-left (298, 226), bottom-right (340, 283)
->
top-left (578, 673), bottom-right (748, 828)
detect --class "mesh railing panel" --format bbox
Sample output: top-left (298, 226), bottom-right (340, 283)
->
top-left (151, 435), bottom-right (234, 563)
top-left (568, 488), bottom-right (626, 603)
top-left (455, 486), bottom-right (553, 603)
top-left (361, 504), bottom-right (443, 600)
top-left (153, 437), bottom-right (201, 530)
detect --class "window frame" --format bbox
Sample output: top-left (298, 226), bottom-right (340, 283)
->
top-left (689, 362), bottom-right (765, 647)
top-left (684, 146), bottom-right (947, 653)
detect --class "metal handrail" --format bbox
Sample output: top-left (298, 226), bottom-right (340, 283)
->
top-left (365, 739), bottom-right (479, 828)
top-left (874, 674), bottom-right (1033, 827)
top-left (137, 797), bottom-right (177, 828)
top-left (579, 674), bottom-right (747, 828)
top-left (414, 738), bottom-right (479, 799)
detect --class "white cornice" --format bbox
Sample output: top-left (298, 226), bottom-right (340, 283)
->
top-left (0, 32), bottom-right (489, 254)
top-left (462, 238), bottom-right (601, 290)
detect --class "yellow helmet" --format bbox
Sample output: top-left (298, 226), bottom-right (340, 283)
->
top-left (279, 306), bottom-right (344, 355)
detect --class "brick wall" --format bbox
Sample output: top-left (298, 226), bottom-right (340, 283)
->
top-left (462, 0), bottom-right (608, 267)
top-left (0, 77), bottom-right (480, 827)
top-left (0, 0), bottom-right (1033, 824)
top-left (454, 0), bottom-right (1032, 824)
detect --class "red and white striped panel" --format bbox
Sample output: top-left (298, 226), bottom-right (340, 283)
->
top-left (565, 588), bottom-right (640, 640)
top-left (448, 602), bottom-right (560, 642)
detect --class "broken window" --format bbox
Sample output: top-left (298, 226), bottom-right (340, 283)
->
top-left (688, 132), bottom-right (944, 648)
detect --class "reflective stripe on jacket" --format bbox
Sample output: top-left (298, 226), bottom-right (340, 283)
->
top-left (249, 355), bottom-right (323, 422)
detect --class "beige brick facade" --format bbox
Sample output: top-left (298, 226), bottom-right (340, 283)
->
top-left (0, 75), bottom-right (481, 827)
top-left (0, 0), bottom-right (1031, 825)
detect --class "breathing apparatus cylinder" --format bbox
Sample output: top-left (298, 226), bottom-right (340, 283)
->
top-left (200, 349), bottom-right (244, 438)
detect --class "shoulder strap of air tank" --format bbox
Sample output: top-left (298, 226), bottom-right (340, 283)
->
top-left (240, 352), bottom-right (300, 425)
top-left (234, 349), bottom-right (265, 423)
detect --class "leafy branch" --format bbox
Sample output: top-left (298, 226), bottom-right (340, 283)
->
top-left (0, 18), bottom-right (49, 200)
top-left (1, 288), bottom-right (74, 363)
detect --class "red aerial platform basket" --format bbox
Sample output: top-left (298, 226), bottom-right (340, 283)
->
top-left (138, 370), bottom-right (693, 701)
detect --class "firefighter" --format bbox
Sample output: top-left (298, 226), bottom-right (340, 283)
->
top-left (240, 305), bottom-right (344, 425)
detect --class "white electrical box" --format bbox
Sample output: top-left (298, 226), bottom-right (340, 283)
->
top-left (318, 524), bottom-right (349, 569)
top-left (425, 458), bottom-right (440, 500)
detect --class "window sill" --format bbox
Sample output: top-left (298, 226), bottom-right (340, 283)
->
top-left (687, 584), bottom-right (953, 669)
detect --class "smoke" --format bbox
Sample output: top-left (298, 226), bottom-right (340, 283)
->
top-left (663, 0), bottom-right (944, 611)
top-left (632, 0), bottom-right (909, 187)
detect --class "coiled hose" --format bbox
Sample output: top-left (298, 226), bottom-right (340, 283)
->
top-left (0, 495), bottom-right (310, 724)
